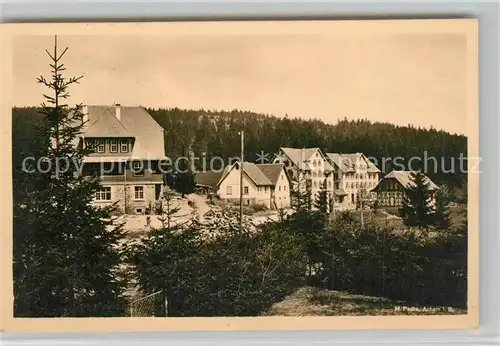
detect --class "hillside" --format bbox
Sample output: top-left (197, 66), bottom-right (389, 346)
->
top-left (12, 106), bottom-right (468, 190)
top-left (148, 107), bottom-right (467, 188)
top-left (264, 286), bottom-right (466, 316)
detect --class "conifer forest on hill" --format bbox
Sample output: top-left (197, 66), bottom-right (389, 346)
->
top-left (13, 106), bottom-right (468, 189)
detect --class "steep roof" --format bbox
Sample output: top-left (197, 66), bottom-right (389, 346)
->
top-left (216, 161), bottom-right (279, 187)
top-left (256, 163), bottom-right (285, 185)
top-left (326, 152), bottom-right (380, 173)
top-left (82, 105), bottom-right (164, 159)
top-left (383, 170), bottom-right (439, 190)
top-left (195, 170), bottom-right (224, 189)
top-left (240, 162), bottom-right (273, 186)
top-left (277, 147), bottom-right (334, 171)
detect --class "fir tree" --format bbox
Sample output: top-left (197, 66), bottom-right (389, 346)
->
top-left (131, 183), bottom-right (202, 316)
top-left (399, 171), bottom-right (434, 227)
top-left (314, 179), bottom-right (332, 215)
top-left (173, 157), bottom-right (196, 198)
top-left (13, 36), bottom-right (128, 317)
top-left (433, 186), bottom-right (451, 229)
top-left (290, 169), bottom-right (312, 212)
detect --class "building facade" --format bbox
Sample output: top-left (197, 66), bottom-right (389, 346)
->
top-left (272, 147), bottom-right (336, 210)
top-left (79, 104), bottom-right (165, 214)
top-left (326, 152), bottom-right (381, 209)
top-left (372, 170), bottom-right (439, 207)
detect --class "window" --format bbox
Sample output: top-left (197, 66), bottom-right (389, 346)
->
top-left (313, 172), bottom-right (317, 178)
top-left (244, 186), bottom-right (249, 195)
top-left (96, 140), bottom-right (105, 153)
top-left (132, 161), bottom-right (144, 176)
top-left (313, 181), bottom-right (317, 188)
top-left (95, 186), bottom-right (111, 201)
top-left (279, 186), bottom-right (281, 191)
top-left (134, 186), bottom-right (144, 200)
top-left (313, 160), bottom-right (317, 167)
top-left (86, 139), bottom-right (95, 150)
top-left (120, 140), bottom-right (129, 153)
top-left (284, 186), bottom-right (287, 191)
top-left (110, 140), bottom-right (118, 153)
top-left (328, 181), bottom-right (332, 188)
top-left (226, 186), bottom-right (232, 195)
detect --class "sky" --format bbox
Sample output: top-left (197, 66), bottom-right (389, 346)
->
top-left (12, 32), bottom-right (467, 135)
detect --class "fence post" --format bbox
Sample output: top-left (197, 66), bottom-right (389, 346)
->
top-left (164, 289), bottom-right (168, 317)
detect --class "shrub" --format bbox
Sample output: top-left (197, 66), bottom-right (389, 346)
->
top-left (252, 203), bottom-right (268, 213)
top-left (131, 212), bottom-right (307, 317)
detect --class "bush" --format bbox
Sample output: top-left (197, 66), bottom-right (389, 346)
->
top-left (308, 216), bottom-right (467, 308)
top-left (252, 203), bottom-right (268, 213)
top-left (131, 212), bottom-right (307, 317)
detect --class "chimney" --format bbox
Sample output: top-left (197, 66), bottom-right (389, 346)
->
top-left (115, 103), bottom-right (121, 121)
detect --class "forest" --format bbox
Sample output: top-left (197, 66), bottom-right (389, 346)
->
top-left (13, 106), bottom-right (468, 190)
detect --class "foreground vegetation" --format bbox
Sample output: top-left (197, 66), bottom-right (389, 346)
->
top-left (265, 286), bottom-right (466, 316)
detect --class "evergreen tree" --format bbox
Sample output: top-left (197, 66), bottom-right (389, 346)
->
top-left (157, 187), bottom-right (183, 229)
top-left (314, 179), bottom-right (332, 215)
top-left (399, 171), bottom-right (434, 227)
top-left (13, 36), bottom-right (128, 317)
top-left (433, 186), bottom-right (451, 229)
top-left (290, 169), bottom-right (312, 212)
top-left (173, 157), bottom-right (196, 198)
top-left (131, 190), bottom-right (201, 317)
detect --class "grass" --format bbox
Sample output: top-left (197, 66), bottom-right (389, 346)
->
top-left (264, 286), bottom-right (466, 316)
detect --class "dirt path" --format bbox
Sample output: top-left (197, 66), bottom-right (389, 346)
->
top-left (187, 193), bottom-right (211, 218)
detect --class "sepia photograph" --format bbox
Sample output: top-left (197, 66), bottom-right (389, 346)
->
top-left (1, 19), bottom-right (478, 331)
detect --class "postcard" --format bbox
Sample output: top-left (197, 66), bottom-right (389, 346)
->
top-left (0, 19), bottom-right (478, 332)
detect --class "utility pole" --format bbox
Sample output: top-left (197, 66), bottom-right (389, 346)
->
top-left (330, 173), bottom-right (336, 223)
top-left (239, 130), bottom-right (244, 232)
top-left (360, 197), bottom-right (364, 228)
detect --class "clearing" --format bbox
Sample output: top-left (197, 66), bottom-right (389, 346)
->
top-left (264, 286), bottom-right (466, 316)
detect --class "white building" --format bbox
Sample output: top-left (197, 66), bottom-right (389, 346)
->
top-left (272, 147), bottom-right (336, 209)
top-left (326, 152), bottom-right (381, 209)
top-left (195, 162), bottom-right (291, 210)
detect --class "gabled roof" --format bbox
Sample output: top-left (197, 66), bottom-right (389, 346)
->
top-left (256, 163), bottom-right (286, 185)
top-left (276, 147), bottom-right (334, 171)
top-left (381, 170), bottom-right (439, 190)
top-left (81, 105), bottom-right (164, 159)
top-left (326, 152), bottom-right (380, 173)
top-left (238, 162), bottom-right (273, 186)
top-left (218, 161), bottom-right (279, 187)
top-left (198, 162), bottom-right (289, 189)
top-left (84, 108), bottom-right (131, 138)
top-left (195, 170), bottom-right (225, 189)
